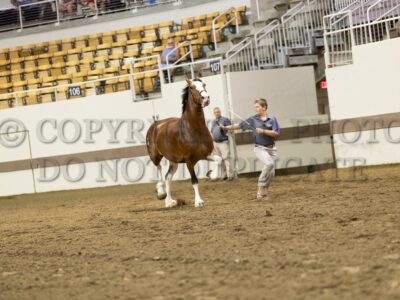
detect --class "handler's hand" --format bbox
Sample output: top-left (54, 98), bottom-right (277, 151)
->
top-left (256, 128), bottom-right (264, 134)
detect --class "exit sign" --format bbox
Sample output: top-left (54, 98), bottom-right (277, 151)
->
top-left (320, 80), bottom-right (327, 89)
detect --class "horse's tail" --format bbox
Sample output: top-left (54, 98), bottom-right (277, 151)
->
top-left (146, 121), bottom-right (161, 166)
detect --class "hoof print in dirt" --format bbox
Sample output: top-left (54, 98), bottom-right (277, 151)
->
top-left (265, 209), bottom-right (273, 217)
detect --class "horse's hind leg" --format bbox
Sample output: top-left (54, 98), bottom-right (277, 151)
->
top-left (187, 162), bottom-right (204, 207)
top-left (165, 161), bottom-right (178, 208)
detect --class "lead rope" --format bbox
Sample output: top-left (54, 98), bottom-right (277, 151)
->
top-left (151, 98), bottom-right (159, 122)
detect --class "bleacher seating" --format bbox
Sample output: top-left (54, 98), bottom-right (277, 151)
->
top-left (0, 6), bottom-right (247, 109)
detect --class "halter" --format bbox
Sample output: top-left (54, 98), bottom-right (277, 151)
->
top-left (189, 84), bottom-right (207, 108)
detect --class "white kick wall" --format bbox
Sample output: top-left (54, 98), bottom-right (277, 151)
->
top-left (326, 37), bottom-right (400, 168)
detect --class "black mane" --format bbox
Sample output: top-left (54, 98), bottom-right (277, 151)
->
top-left (181, 79), bottom-right (202, 114)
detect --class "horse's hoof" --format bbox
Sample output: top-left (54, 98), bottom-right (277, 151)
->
top-left (195, 201), bottom-right (205, 208)
top-left (165, 200), bottom-right (178, 208)
top-left (157, 193), bottom-right (167, 200)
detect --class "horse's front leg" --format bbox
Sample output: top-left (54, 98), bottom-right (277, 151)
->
top-left (186, 162), bottom-right (204, 207)
top-left (165, 162), bottom-right (178, 207)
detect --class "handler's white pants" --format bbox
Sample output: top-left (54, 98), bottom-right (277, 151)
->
top-left (254, 145), bottom-right (277, 188)
top-left (213, 141), bottom-right (233, 179)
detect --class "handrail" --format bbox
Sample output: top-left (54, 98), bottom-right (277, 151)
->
top-left (223, 37), bottom-right (254, 72)
top-left (367, 0), bottom-right (400, 22)
top-left (212, 7), bottom-right (240, 50)
top-left (165, 41), bottom-right (194, 83)
top-left (17, 0), bottom-right (60, 32)
top-left (254, 19), bottom-right (283, 68)
top-left (323, 13), bottom-right (400, 67)
top-left (224, 37), bottom-right (252, 60)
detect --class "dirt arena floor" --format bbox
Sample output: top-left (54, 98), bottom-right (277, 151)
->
top-left (1, 164), bottom-right (400, 300)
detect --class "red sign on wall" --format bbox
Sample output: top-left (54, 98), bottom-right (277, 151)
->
top-left (320, 80), bottom-right (327, 89)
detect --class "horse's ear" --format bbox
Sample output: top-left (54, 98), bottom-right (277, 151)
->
top-left (186, 79), bottom-right (193, 86)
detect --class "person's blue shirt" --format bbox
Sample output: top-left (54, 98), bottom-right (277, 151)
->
top-left (160, 47), bottom-right (178, 68)
top-left (211, 116), bottom-right (231, 142)
top-left (239, 114), bottom-right (280, 146)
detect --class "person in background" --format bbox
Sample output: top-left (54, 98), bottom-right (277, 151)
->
top-left (59, 0), bottom-right (76, 17)
top-left (209, 107), bottom-right (234, 181)
top-left (160, 37), bottom-right (180, 83)
top-left (220, 98), bottom-right (280, 200)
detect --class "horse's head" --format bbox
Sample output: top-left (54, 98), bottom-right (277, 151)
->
top-left (186, 78), bottom-right (210, 108)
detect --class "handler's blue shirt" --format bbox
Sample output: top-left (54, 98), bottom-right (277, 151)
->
top-left (211, 116), bottom-right (231, 142)
top-left (239, 114), bottom-right (280, 146)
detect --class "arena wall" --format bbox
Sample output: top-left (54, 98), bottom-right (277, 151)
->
top-left (0, 68), bottom-right (331, 197)
top-left (326, 37), bottom-right (400, 168)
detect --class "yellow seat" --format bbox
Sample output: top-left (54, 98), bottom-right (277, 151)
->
top-left (75, 35), bottom-right (88, 49)
top-left (96, 48), bottom-right (111, 57)
top-left (142, 29), bottom-right (158, 43)
top-left (24, 72), bottom-right (37, 81)
top-left (144, 23), bottom-right (159, 30)
top-left (0, 48), bottom-right (8, 61)
top-left (0, 99), bottom-right (12, 109)
top-left (61, 38), bottom-right (75, 51)
top-left (182, 17), bottom-right (194, 30)
top-left (49, 67), bottom-right (63, 78)
top-left (41, 76), bottom-right (57, 87)
top-left (38, 53), bottom-right (52, 59)
top-left (22, 91), bottom-right (38, 105)
top-left (65, 66), bottom-right (78, 75)
top-left (27, 78), bottom-right (42, 90)
top-left (39, 92), bottom-right (54, 103)
top-left (12, 80), bottom-right (27, 92)
top-left (10, 70), bottom-right (23, 82)
top-left (87, 34), bottom-right (100, 48)
top-left (108, 59), bottom-right (121, 68)
top-left (102, 32), bottom-right (115, 45)
top-left (81, 51), bottom-right (95, 60)
top-left (109, 46), bottom-right (125, 59)
top-left (128, 29), bottom-right (143, 41)
top-left (48, 40), bottom-right (61, 53)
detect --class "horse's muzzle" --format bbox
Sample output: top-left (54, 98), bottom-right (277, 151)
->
top-left (202, 96), bottom-right (210, 107)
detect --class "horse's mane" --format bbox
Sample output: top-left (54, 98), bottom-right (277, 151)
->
top-left (182, 78), bottom-right (202, 114)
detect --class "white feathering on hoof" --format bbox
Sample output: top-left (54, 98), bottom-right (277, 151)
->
top-left (156, 182), bottom-right (167, 200)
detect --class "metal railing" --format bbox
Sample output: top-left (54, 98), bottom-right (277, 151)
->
top-left (17, 0), bottom-right (60, 32)
top-left (255, 19), bottom-right (285, 69)
top-left (324, 13), bottom-right (400, 67)
top-left (0, 0), bottom-right (182, 33)
top-left (307, 0), bottom-right (337, 30)
top-left (281, 2), bottom-right (313, 54)
top-left (367, 0), bottom-right (400, 22)
top-left (223, 37), bottom-right (255, 72)
top-left (212, 7), bottom-right (240, 50)
top-left (367, 0), bottom-right (400, 41)
top-left (164, 41), bottom-right (194, 83)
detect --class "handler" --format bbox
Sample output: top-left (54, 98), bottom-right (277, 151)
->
top-left (220, 98), bottom-right (280, 200)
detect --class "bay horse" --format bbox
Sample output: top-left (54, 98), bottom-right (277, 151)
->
top-left (146, 78), bottom-right (214, 208)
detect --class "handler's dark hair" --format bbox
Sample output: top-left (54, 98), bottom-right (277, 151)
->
top-left (254, 98), bottom-right (268, 109)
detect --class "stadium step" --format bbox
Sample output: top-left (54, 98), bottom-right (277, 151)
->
top-left (288, 54), bottom-right (318, 66)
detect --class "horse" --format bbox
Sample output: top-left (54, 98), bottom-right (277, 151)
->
top-left (146, 78), bottom-right (215, 208)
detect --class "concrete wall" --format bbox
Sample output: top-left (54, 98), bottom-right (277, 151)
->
top-left (326, 37), bottom-right (400, 168)
top-left (226, 66), bottom-right (319, 127)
